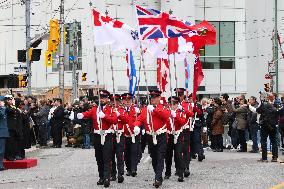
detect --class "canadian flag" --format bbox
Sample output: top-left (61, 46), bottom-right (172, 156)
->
top-left (92, 9), bottom-right (139, 51)
top-left (157, 58), bottom-right (169, 102)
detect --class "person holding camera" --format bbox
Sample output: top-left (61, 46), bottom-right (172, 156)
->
top-left (250, 92), bottom-right (280, 162)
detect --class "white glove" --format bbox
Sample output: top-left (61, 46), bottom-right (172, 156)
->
top-left (98, 111), bottom-right (105, 118)
top-left (171, 110), bottom-right (176, 118)
top-left (147, 105), bottom-right (155, 112)
top-left (135, 107), bottom-right (140, 114)
top-left (142, 129), bottom-right (145, 135)
top-left (77, 113), bottom-right (84, 119)
top-left (178, 104), bottom-right (183, 110)
top-left (115, 111), bottom-right (120, 117)
top-left (203, 127), bottom-right (207, 133)
top-left (134, 126), bottom-right (140, 136)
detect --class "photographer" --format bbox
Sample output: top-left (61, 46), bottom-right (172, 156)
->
top-left (33, 100), bottom-right (50, 147)
top-left (51, 99), bottom-right (65, 148)
top-left (247, 96), bottom-right (260, 153)
top-left (250, 92), bottom-right (280, 162)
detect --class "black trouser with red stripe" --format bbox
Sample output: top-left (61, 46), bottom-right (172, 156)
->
top-left (148, 133), bottom-right (167, 182)
top-left (111, 134), bottom-right (125, 177)
top-left (165, 133), bottom-right (185, 177)
top-left (183, 128), bottom-right (191, 169)
top-left (94, 133), bottom-right (113, 180)
top-left (125, 135), bottom-right (139, 173)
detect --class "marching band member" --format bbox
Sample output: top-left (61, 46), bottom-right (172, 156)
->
top-left (164, 96), bottom-right (188, 182)
top-left (77, 90), bottom-right (117, 188)
top-left (133, 90), bottom-right (170, 188)
top-left (109, 94), bottom-right (125, 183)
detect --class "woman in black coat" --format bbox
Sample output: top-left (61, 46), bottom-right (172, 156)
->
top-left (4, 96), bottom-right (24, 161)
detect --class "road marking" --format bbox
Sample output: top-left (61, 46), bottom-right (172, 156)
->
top-left (270, 182), bottom-right (284, 189)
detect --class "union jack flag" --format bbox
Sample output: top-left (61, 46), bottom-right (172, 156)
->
top-left (136, 5), bottom-right (194, 40)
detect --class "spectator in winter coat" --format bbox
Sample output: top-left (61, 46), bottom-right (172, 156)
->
top-left (247, 96), bottom-right (260, 153)
top-left (0, 96), bottom-right (9, 171)
top-left (211, 98), bottom-right (224, 152)
top-left (232, 98), bottom-right (249, 152)
top-left (33, 100), bottom-right (50, 147)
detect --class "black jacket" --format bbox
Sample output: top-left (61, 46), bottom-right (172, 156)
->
top-left (52, 106), bottom-right (65, 127)
top-left (256, 102), bottom-right (279, 126)
top-left (247, 102), bottom-right (259, 125)
top-left (206, 105), bottom-right (215, 127)
top-left (6, 105), bottom-right (23, 138)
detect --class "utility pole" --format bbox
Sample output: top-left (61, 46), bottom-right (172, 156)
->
top-left (274, 0), bottom-right (279, 94)
top-left (25, 0), bottom-right (32, 95)
top-left (71, 21), bottom-right (79, 102)
top-left (59, 0), bottom-right (65, 101)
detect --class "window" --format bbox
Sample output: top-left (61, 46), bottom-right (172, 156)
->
top-left (197, 21), bottom-right (235, 69)
top-left (52, 22), bottom-right (82, 72)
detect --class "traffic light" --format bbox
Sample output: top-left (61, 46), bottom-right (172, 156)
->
top-left (82, 73), bottom-right (87, 82)
top-left (264, 83), bottom-right (270, 92)
top-left (45, 51), bottom-right (53, 67)
top-left (18, 74), bottom-right (27, 88)
top-left (64, 27), bottom-right (68, 44)
top-left (28, 48), bottom-right (33, 61)
top-left (48, 19), bottom-right (60, 52)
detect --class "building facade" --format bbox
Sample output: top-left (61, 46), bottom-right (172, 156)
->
top-left (0, 0), bottom-right (283, 98)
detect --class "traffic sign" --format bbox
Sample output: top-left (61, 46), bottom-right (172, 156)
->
top-left (265, 74), bottom-right (272, 79)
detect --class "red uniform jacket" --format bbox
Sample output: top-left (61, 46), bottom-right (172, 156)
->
top-left (166, 109), bottom-right (188, 134)
top-left (82, 105), bottom-right (117, 131)
top-left (181, 101), bottom-right (194, 119)
top-left (112, 106), bottom-right (126, 131)
top-left (134, 104), bottom-right (170, 134)
top-left (117, 105), bottom-right (137, 137)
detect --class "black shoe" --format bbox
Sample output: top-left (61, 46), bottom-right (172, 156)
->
top-left (153, 180), bottom-right (162, 188)
top-left (198, 154), bottom-right (205, 162)
top-left (15, 156), bottom-right (24, 160)
top-left (110, 176), bottom-right (116, 181)
top-left (164, 175), bottom-right (170, 179)
top-left (6, 157), bottom-right (15, 161)
top-left (117, 175), bottom-right (124, 183)
top-left (126, 171), bottom-right (131, 176)
top-left (184, 168), bottom-right (190, 177)
top-left (257, 158), bottom-right (268, 163)
top-left (237, 150), bottom-right (246, 152)
top-left (0, 167), bottom-right (5, 171)
top-left (178, 176), bottom-right (184, 182)
top-left (97, 179), bottom-right (104, 185)
top-left (249, 150), bottom-right (259, 153)
top-left (191, 154), bottom-right (197, 159)
top-left (271, 158), bottom-right (278, 162)
top-left (65, 144), bottom-right (72, 147)
top-left (226, 145), bottom-right (232, 150)
top-left (131, 171), bottom-right (137, 177)
top-left (216, 149), bottom-right (223, 152)
top-left (203, 144), bottom-right (209, 148)
top-left (104, 179), bottom-right (110, 188)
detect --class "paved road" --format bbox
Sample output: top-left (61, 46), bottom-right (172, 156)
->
top-left (0, 146), bottom-right (284, 189)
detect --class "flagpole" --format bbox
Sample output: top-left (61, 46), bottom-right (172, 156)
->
top-left (173, 53), bottom-right (178, 95)
top-left (136, 58), bottom-right (142, 107)
top-left (139, 42), bottom-right (155, 141)
top-left (168, 53), bottom-right (176, 133)
top-left (109, 46), bottom-right (117, 108)
top-left (89, 1), bottom-right (104, 144)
